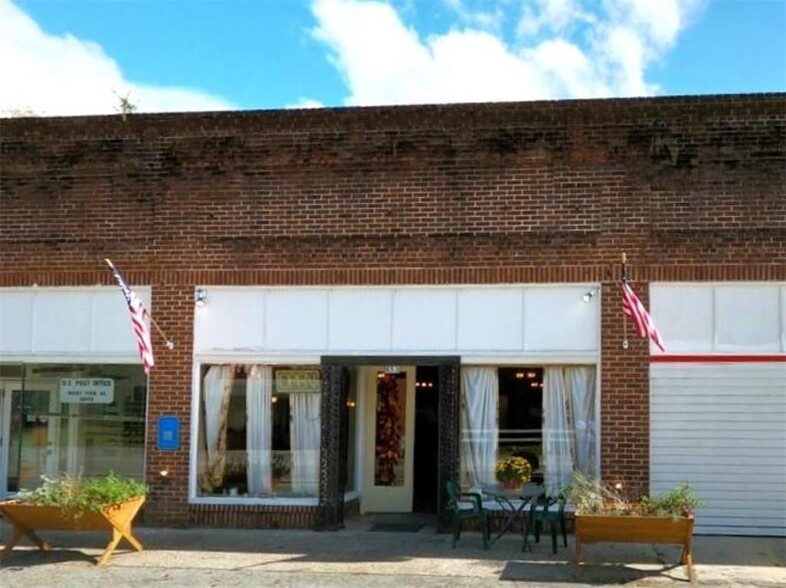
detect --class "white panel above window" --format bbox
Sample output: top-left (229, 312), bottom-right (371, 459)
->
top-left (194, 285), bottom-right (600, 357)
top-left (0, 287), bottom-right (149, 359)
top-left (524, 287), bottom-right (599, 351)
top-left (782, 287), bottom-right (786, 352)
top-left (193, 289), bottom-right (265, 351)
top-left (0, 291), bottom-right (33, 353)
top-left (456, 289), bottom-right (523, 351)
top-left (715, 286), bottom-right (781, 352)
top-left (328, 289), bottom-right (392, 351)
top-left (652, 283), bottom-right (786, 354)
top-left (651, 286), bottom-right (713, 352)
top-left (266, 290), bottom-right (329, 351)
top-left (34, 291), bottom-right (92, 352)
top-left (91, 289), bottom-right (145, 353)
top-left (391, 289), bottom-right (457, 351)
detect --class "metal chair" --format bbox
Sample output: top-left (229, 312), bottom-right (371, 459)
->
top-left (530, 492), bottom-right (569, 554)
top-left (445, 481), bottom-right (490, 549)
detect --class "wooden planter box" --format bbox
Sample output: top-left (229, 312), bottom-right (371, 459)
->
top-left (0, 496), bottom-right (145, 565)
top-left (574, 513), bottom-right (695, 583)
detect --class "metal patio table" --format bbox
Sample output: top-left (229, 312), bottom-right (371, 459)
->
top-left (482, 483), bottom-right (545, 550)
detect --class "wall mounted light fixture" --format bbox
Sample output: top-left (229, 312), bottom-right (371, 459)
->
top-left (195, 288), bottom-right (207, 307)
top-left (582, 288), bottom-right (597, 303)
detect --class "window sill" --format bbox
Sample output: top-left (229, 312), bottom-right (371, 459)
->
top-left (190, 496), bottom-right (318, 507)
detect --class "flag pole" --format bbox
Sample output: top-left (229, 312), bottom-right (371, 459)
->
top-left (621, 252), bottom-right (629, 349)
top-left (150, 315), bottom-right (175, 349)
top-left (105, 258), bottom-right (175, 350)
top-left (621, 252), bottom-right (628, 283)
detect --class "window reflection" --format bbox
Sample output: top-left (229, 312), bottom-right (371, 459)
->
top-left (1, 364), bottom-right (147, 494)
top-left (196, 364), bottom-right (358, 499)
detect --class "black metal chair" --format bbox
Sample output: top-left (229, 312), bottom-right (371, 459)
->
top-left (530, 492), bottom-right (569, 554)
top-left (445, 481), bottom-right (490, 549)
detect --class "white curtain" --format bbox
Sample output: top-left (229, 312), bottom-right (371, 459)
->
top-left (200, 365), bottom-right (234, 492)
top-left (543, 366), bottom-right (597, 496)
top-left (246, 365), bottom-right (273, 496)
top-left (460, 367), bottom-right (498, 489)
top-left (569, 367), bottom-right (597, 478)
top-left (290, 392), bottom-right (321, 495)
top-left (543, 367), bottom-right (574, 496)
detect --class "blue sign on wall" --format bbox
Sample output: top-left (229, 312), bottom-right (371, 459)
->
top-left (157, 415), bottom-right (179, 450)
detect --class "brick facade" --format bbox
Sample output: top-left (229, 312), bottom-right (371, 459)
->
top-left (2, 93), bottom-right (784, 526)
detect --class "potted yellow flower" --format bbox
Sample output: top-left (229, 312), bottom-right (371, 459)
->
top-left (494, 456), bottom-right (532, 490)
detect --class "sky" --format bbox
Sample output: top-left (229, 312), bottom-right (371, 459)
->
top-left (1, 0), bottom-right (784, 117)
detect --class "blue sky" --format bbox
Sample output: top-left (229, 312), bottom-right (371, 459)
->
top-left (1, 0), bottom-right (784, 116)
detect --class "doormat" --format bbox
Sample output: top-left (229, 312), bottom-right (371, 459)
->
top-left (367, 523), bottom-right (424, 533)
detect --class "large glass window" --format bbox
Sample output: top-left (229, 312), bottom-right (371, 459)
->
top-left (460, 365), bottom-right (597, 496)
top-left (196, 364), bottom-right (359, 499)
top-left (1, 363), bottom-right (147, 494)
top-left (498, 367), bottom-right (544, 482)
top-left (197, 365), bottom-right (331, 498)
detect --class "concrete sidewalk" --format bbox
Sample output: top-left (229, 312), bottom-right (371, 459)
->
top-left (1, 518), bottom-right (784, 587)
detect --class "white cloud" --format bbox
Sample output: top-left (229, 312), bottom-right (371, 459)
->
top-left (287, 98), bottom-right (326, 109)
top-left (518, 0), bottom-right (596, 38)
top-left (311, 0), bottom-right (706, 106)
top-left (440, 0), bottom-right (507, 33)
top-left (604, 0), bottom-right (687, 49)
top-left (0, 0), bottom-right (235, 117)
top-left (598, 25), bottom-right (652, 95)
top-left (312, 0), bottom-right (433, 105)
top-left (525, 38), bottom-right (607, 98)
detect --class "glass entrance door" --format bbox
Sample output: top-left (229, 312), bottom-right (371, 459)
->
top-left (362, 366), bottom-right (416, 513)
top-left (2, 382), bottom-right (60, 494)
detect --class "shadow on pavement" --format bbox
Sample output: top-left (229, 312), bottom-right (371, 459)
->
top-left (0, 547), bottom-right (96, 566)
top-left (1, 523), bottom-right (784, 580)
top-left (500, 560), bottom-right (688, 584)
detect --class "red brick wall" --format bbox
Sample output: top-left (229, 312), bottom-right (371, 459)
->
top-left (2, 94), bottom-right (784, 522)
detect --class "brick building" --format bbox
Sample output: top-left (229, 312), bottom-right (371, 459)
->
top-left (1, 93), bottom-right (784, 536)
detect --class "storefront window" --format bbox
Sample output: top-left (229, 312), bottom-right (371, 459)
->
top-left (1, 363), bottom-right (147, 494)
top-left (197, 365), bottom-right (326, 498)
top-left (498, 368), bottom-right (544, 482)
top-left (460, 365), bottom-right (597, 495)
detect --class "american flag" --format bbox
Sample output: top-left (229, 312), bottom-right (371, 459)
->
top-left (622, 282), bottom-right (666, 352)
top-left (106, 260), bottom-right (155, 373)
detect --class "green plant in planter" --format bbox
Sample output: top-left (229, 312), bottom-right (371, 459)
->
top-left (567, 471), bottom-right (703, 518)
top-left (494, 456), bottom-right (532, 487)
top-left (638, 484), bottom-right (704, 517)
top-left (16, 471), bottom-right (148, 519)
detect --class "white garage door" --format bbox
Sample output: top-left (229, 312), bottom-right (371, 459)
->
top-left (651, 363), bottom-right (786, 536)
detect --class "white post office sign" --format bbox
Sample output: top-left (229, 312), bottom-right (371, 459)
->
top-left (59, 378), bottom-right (114, 404)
